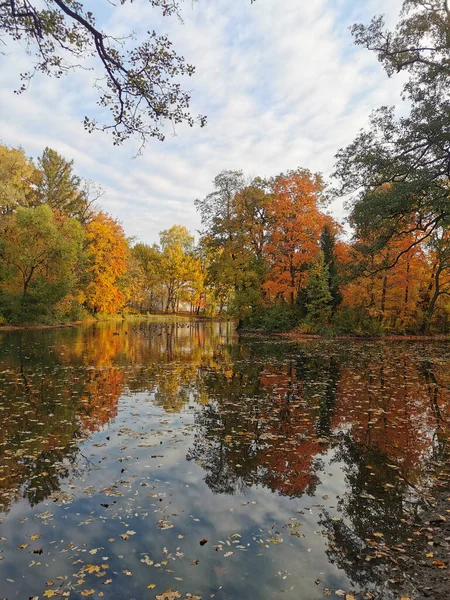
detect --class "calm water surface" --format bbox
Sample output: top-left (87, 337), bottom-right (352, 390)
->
top-left (0, 320), bottom-right (449, 600)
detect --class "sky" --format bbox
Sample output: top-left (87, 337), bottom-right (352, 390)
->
top-left (0, 0), bottom-right (406, 244)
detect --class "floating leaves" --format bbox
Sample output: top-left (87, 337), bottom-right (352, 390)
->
top-left (155, 590), bottom-right (181, 600)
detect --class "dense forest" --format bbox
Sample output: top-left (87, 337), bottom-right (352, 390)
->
top-left (0, 144), bottom-right (448, 334)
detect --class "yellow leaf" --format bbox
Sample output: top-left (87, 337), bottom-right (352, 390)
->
top-left (85, 564), bottom-right (100, 574)
top-left (43, 592), bottom-right (57, 599)
top-left (148, 584), bottom-right (156, 589)
top-left (80, 590), bottom-right (95, 597)
top-left (30, 534), bottom-right (40, 541)
top-left (373, 532), bottom-right (384, 538)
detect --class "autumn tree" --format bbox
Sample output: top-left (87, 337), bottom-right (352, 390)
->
top-left (264, 169), bottom-right (326, 305)
top-left (159, 225), bottom-right (199, 313)
top-left (0, 145), bottom-right (38, 214)
top-left (131, 242), bottom-right (164, 312)
top-left (83, 212), bottom-right (128, 314)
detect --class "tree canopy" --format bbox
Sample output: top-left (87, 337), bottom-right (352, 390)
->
top-left (335, 0), bottom-right (450, 267)
top-left (0, 0), bottom-right (207, 147)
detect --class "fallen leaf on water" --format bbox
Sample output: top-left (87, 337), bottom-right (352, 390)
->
top-left (43, 592), bottom-right (57, 599)
top-left (85, 564), bottom-right (100, 574)
top-left (156, 589), bottom-right (182, 600)
top-left (80, 590), bottom-right (95, 597)
top-left (29, 534), bottom-right (40, 541)
top-left (199, 538), bottom-right (208, 546)
top-left (148, 583), bottom-right (156, 589)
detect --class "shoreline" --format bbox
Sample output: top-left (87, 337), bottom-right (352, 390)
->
top-left (0, 314), bottom-right (230, 332)
top-left (238, 329), bottom-right (450, 341)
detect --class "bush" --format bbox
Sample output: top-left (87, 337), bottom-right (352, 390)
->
top-left (332, 306), bottom-right (383, 336)
top-left (245, 304), bottom-right (299, 332)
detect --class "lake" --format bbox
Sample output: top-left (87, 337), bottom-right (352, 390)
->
top-left (0, 320), bottom-right (449, 600)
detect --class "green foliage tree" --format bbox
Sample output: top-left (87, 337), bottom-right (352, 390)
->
top-left (306, 253), bottom-right (333, 327)
top-left (0, 204), bottom-right (83, 322)
top-left (320, 224), bottom-right (342, 310)
top-left (37, 147), bottom-right (87, 220)
top-left (335, 0), bottom-right (450, 267)
top-left (196, 173), bottom-right (270, 326)
top-left (0, 145), bottom-right (37, 214)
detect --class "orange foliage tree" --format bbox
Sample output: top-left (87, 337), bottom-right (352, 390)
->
top-left (264, 169), bottom-right (326, 305)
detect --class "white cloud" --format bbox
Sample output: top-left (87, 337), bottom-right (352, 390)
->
top-left (0, 0), bottom-right (407, 243)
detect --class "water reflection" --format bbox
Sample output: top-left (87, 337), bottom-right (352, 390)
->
top-left (0, 322), bottom-right (449, 599)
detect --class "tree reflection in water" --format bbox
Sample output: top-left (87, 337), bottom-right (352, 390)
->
top-left (0, 325), bottom-right (449, 599)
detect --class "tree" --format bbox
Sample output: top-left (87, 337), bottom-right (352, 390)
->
top-left (264, 169), bottom-right (325, 305)
top-left (36, 147), bottom-right (87, 219)
top-left (418, 228), bottom-right (450, 333)
top-left (335, 0), bottom-right (450, 267)
top-left (83, 212), bottom-right (128, 314)
top-left (320, 223), bottom-right (342, 310)
top-left (0, 144), bottom-right (38, 214)
top-left (131, 242), bottom-right (164, 311)
top-left (195, 170), bottom-right (245, 246)
top-left (0, 204), bottom-right (83, 321)
top-left (350, 0), bottom-right (450, 101)
top-left (305, 253), bottom-right (333, 326)
top-left (196, 173), bottom-right (269, 324)
top-left (1, 1), bottom-right (207, 147)
top-left (158, 225), bottom-right (198, 313)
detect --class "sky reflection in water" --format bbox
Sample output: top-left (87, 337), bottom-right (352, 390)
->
top-left (0, 320), bottom-right (449, 600)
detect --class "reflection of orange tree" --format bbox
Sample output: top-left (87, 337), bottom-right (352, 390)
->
top-left (332, 354), bottom-right (450, 483)
top-left (258, 364), bottom-right (324, 497)
top-left (318, 349), bottom-right (450, 600)
top-left (189, 347), bottom-right (338, 497)
top-left (79, 368), bottom-right (123, 431)
top-left (59, 324), bottom-right (128, 367)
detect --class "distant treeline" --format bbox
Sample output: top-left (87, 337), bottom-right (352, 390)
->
top-left (0, 145), bottom-right (449, 333)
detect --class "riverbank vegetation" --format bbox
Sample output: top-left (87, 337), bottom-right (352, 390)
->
top-left (0, 146), bottom-right (448, 334)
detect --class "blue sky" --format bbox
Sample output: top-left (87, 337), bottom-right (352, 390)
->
top-left (0, 0), bottom-right (405, 244)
